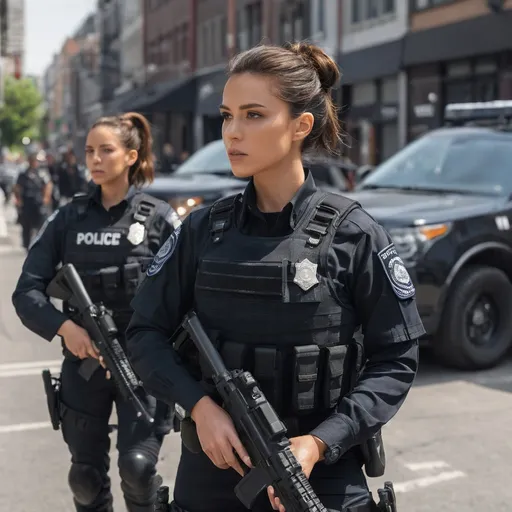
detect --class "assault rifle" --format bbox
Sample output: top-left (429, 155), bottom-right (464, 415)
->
top-left (176, 311), bottom-right (328, 511)
top-left (45, 263), bottom-right (154, 426)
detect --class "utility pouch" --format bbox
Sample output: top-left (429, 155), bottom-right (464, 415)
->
top-left (291, 345), bottom-right (320, 414)
top-left (100, 266), bottom-right (120, 301)
top-left (253, 346), bottom-right (283, 414)
top-left (123, 262), bottom-right (142, 297)
top-left (322, 345), bottom-right (347, 409)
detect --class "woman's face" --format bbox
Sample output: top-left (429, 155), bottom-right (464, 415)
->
top-left (220, 73), bottom-right (311, 179)
top-left (85, 125), bottom-right (137, 186)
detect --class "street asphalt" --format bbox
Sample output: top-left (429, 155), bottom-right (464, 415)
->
top-left (1, 198), bottom-right (511, 511)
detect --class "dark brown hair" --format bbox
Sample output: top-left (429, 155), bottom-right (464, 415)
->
top-left (227, 42), bottom-right (342, 155)
top-left (90, 112), bottom-right (154, 187)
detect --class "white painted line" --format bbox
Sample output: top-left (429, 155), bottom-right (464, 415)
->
top-left (474, 374), bottom-right (512, 385)
top-left (394, 471), bottom-right (466, 493)
top-left (0, 421), bottom-right (52, 434)
top-left (0, 360), bottom-right (61, 371)
top-left (0, 367), bottom-right (61, 378)
top-left (405, 461), bottom-right (451, 472)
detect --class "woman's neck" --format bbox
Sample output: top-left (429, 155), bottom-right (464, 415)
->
top-left (253, 154), bottom-right (305, 213)
top-left (101, 177), bottom-right (131, 210)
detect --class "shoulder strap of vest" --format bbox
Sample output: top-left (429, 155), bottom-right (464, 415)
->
top-left (209, 193), bottom-right (240, 243)
top-left (71, 192), bottom-right (89, 219)
top-left (131, 192), bottom-right (160, 225)
top-left (303, 192), bottom-right (361, 247)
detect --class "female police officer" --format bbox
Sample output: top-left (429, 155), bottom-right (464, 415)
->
top-left (12, 112), bottom-right (181, 512)
top-left (126, 43), bottom-right (424, 512)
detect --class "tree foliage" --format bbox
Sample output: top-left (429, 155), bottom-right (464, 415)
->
top-left (0, 76), bottom-right (43, 148)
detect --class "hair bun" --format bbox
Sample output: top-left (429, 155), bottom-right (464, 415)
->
top-left (287, 42), bottom-right (340, 92)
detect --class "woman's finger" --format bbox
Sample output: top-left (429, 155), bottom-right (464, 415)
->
top-left (267, 487), bottom-right (279, 510)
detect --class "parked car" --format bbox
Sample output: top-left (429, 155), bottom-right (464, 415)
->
top-left (143, 139), bottom-right (355, 218)
top-left (346, 120), bottom-right (512, 371)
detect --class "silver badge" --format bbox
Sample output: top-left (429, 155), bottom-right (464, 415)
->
top-left (293, 258), bottom-right (320, 291)
top-left (127, 222), bottom-right (145, 245)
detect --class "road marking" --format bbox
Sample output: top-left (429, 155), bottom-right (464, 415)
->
top-left (0, 421), bottom-right (52, 434)
top-left (405, 461), bottom-right (451, 472)
top-left (0, 360), bottom-right (61, 371)
top-left (394, 471), bottom-right (466, 493)
top-left (0, 360), bottom-right (61, 378)
top-left (0, 367), bottom-right (61, 378)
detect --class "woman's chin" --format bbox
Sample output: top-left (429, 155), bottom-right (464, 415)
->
top-left (90, 172), bottom-right (107, 185)
top-left (230, 164), bottom-right (255, 179)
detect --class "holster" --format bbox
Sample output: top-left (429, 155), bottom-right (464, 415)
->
top-left (360, 430), bottom-right (386, 477)
top-left (42, 369), bottom-right (61, 431)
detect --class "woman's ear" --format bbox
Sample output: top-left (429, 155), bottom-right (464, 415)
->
top-left (126, 149), bottom-right (138, 167)
top-left (292, 112), bottom-right (314, 143)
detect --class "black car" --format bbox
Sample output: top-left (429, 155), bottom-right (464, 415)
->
top-left (347, 111), bottom-right (512, 370)
top-left (143, 139), bottom-right (355, 218)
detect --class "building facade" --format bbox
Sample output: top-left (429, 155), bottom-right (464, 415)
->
top-left (193, 0), bottom-right (313, 150)
top-left (339, 0), bottom-right (409, 166)
top-left (98, 0), bottom-right (122, 109)
top-left (1, 0), bottom-right (24, 79)
top-left (138, 0), bottom-right (195, 154)
top-left (69, 14), bottom-right (101, 161)
top-left (404, 0), bottom-right (512, 140)
top-left (116, 0), bottom-right (144, 95)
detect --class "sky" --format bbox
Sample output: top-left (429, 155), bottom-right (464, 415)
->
top-left (24, 0), bottom-right (97, 76)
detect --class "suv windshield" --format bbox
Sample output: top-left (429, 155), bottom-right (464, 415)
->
top-left (361, 132), bottom-right (512, 196)
top-left (175, 140), bottom-right (231, 175)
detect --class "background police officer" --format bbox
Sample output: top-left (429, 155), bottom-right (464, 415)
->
top-left (126, 43), bottom-right (422, 512)
top-left (12, 112), bottom-right (181, 512)
top-left (13, 152), bottom-right (53, 250)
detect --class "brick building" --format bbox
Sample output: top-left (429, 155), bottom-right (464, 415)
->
top-left (404, 0), bottom-right (512, 140)
top-left (337, 0), bottom-right (409, 166)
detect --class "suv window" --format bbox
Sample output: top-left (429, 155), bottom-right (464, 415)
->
top-left (362, 132), bottom-right (512, 196)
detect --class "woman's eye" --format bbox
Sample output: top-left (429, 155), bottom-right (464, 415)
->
top-left (247, 111), bottom-right (262, 119)
top-left (221, 112), bottom-right (231, 120)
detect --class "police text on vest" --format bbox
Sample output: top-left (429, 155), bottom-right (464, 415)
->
top-left (76, 232), bottom-right (122, 246)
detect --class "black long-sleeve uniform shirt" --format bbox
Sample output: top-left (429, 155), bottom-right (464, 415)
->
top-left (126, 171), bottom-right (424, 457)
top-left (12, 185), bottom-right (177, 342)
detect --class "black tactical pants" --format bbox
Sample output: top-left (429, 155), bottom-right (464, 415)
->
top-left (19, 212), bottom-right (45, 249)
top-left (171, 443), bottom-right (375, 512)
top-left (59, 357), bottom-right (171, 512)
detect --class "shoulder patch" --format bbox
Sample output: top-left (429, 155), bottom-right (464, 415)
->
top-left (28, 209), bottom-right (60, 250)
top-left (146, 224), bottom-right (182, 277)
top-left (377, 243), bottom-right (415, 300)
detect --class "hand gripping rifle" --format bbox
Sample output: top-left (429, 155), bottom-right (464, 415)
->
top-left (45, 263), bottom-right (154, 426)
top-left (180, 311), bottom-right (327, 512)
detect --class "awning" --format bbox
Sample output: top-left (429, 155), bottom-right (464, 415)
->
top-left (195, 65), bottom-right (228, 116)
top-left (130, 75), bottom-right (197, 114)
top-left (404, 9), bottom-right (512, 66)
top-left (338, 39), bottom-right (403, 85)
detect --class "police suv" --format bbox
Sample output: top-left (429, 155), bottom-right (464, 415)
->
top-left (348, 100), bottom-right (512, 371)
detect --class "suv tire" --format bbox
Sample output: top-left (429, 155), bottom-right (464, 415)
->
top-left (434, 265), bottom-right (512, 370)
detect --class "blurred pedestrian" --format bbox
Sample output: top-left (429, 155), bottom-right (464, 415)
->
top-left (13, 153), bottom-right (53, 250)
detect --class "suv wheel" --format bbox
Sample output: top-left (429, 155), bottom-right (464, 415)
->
top-left (434, 265), bottom-right (512, 370)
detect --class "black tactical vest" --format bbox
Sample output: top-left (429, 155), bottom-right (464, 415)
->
top-left (62, 192), bottom-right (161, 328)
top-left (193, 190), bottom-right (361, 428)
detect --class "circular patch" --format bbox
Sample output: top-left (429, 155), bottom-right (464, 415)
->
top-left (146, 225), bottom-right (181, 277)
top-left (378, 243), bottom-right (415, 300)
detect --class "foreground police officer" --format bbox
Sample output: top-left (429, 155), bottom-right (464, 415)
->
top-left (12, 112), bottom-right (181, 512)
top-left (127, 42), bottom-right (423, 512)
top-left (14, 152), bottom-right (53, 250)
